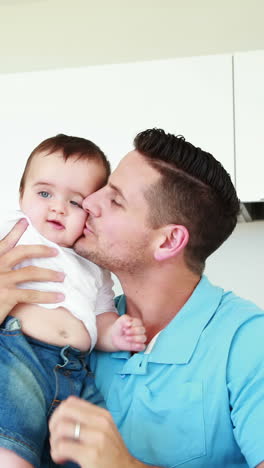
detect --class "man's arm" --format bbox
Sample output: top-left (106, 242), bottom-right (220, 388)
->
top-left (256, 463), bottom-right (264, 467)
top-left (49, 396), bottom-right (161, 468)
top-left (0, 218), bottom-right (64, 323)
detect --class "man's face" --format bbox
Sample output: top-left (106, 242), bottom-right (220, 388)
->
top-left (20, 151), bottom-right (107, 247)
top-left (74, 150), bottom-right (161, 273)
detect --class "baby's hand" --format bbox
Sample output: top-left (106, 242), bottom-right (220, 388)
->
top-left (111, 314), bottom-right (147, 352)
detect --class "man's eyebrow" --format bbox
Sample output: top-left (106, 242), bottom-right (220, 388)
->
top-left (108, 182), bottom-right (126, 201)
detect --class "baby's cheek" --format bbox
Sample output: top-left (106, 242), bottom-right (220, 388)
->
top-left (81, 211), bottom-right (88, 226)
top-left (74, 211), bottom-right (88, 234)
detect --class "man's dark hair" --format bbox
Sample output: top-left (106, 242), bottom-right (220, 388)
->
top-left (134, 128), bottom-right (240, 275)
top-left (19, 134), bottom-right (111, 196)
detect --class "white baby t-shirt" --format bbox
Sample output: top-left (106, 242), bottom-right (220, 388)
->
top-left (1, 210), bottom-right (116, 349)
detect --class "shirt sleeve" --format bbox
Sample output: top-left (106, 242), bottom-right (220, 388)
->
top-left (94, 268), bottom-right (117, 316)
top-left (227, 315), bottom-right (264, 468)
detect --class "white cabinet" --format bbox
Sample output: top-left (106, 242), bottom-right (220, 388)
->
top-left (0, 54), bottom-right (235, 215)
top-left (234, 50), bottom-right (264, 202)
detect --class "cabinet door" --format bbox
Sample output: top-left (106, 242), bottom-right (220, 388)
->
top-left (234, 50), bottom-right (264, 202)
top-left (0, 54), bottom-right (234, 215)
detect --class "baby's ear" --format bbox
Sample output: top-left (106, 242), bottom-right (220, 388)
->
top-left (154, 224), bottom-right (189, 261)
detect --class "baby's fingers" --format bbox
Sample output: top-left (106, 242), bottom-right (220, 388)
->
top-left (125, 325), bottom-right (146, 337)
top-left (126, 332), bottom-right (147, 343)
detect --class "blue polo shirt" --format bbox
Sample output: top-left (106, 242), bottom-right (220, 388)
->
top-left (90, 276), bottom-right (264, 467)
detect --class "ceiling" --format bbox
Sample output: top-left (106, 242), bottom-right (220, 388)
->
top-left (0, 0), bottom-right (42, 4)
top-left (0, 0), bottom-right (263, 74)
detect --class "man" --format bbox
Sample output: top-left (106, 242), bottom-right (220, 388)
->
top-left (1, 129), bottom-right (264, 468)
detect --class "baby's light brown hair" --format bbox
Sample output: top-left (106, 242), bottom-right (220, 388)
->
top-left (19, 134), bottom-right (111, 197)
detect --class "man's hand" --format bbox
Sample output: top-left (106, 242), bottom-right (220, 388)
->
top-left (49, 396), bottom-right (145, 468)
top-left (0, 218), bottom-right (64, 322)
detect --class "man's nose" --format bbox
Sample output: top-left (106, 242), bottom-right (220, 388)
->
top-left (82, 191), bottom-right (101, 216)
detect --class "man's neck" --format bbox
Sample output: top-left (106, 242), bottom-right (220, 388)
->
top-left (118, 266), bottom-right (201, 344)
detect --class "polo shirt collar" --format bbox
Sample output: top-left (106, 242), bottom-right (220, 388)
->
top-left (113, 276), bottom-right (224, 365)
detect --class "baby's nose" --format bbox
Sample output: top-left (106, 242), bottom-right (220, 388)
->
top-left (50, 199), bottom-right (66, 215)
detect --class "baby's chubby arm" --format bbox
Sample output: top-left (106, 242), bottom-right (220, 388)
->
top-left (96, 312), bottom-right (146, 352)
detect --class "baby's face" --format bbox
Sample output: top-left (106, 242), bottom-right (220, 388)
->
top-left (20, 150), bottom-right (107, 247)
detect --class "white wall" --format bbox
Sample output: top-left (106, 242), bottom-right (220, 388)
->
top-left (205, 221), bottom-right (264, 309)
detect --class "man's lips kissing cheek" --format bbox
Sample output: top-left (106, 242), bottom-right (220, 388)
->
top-left (84, 221), bottom-right (94, 235)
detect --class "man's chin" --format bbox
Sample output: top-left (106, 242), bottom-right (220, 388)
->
top-left (73, 236), bottom-right (88, 257)
top-left (73, 237), bottom-right (103, 266)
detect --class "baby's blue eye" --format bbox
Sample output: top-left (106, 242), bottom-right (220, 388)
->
top-left (39, 191), bottom-right (51, 198)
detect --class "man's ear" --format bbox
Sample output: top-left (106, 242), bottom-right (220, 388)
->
top-left (154, 225), bottom-right (189, 261)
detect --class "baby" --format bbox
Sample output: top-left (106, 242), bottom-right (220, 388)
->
top-left (0, 134), bottom-right (146, 468)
